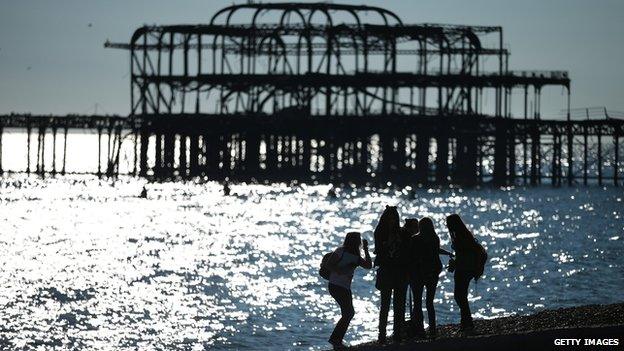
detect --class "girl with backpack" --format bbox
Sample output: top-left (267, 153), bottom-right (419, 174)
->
top-left (446, 214), bottom-right (487, 332)
top-left (325, 232), bottom-right (372, 349)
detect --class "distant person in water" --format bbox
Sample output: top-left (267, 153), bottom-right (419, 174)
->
top-left (374, 206), bottom-right (408, 343)
top-left (327, 186), bottom-right (337, 199)
top-left (447, 214), bottom-right (487, 333)
top-left (326, 232), bottom-right (372, 349)
top-left (409, 217), bottom-right (453, 338)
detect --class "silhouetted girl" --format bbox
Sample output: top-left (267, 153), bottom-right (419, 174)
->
top-left (326, 232), bottom-right (372, 349)
top-left (447, 214), bottom-right (486, 332)
top-left (409, 217), bottom-right (453, 337)
top-left (374, 206), bottom-right (407, 343)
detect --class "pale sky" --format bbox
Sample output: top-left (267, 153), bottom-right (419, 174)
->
top-left (0, 0), bottom-right (622, 117)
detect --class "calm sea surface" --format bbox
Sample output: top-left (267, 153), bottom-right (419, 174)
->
top-left (0, 176), bottom-right (623, 350)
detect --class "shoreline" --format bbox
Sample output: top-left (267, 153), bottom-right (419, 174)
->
top-left (349, 303), bottom-right (624, 350)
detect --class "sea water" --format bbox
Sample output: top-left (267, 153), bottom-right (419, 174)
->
top-left (0, 177), bottom-right (622, 350)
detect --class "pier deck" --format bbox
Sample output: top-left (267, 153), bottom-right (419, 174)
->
top-left (0, 113), bottom-right (621, 186)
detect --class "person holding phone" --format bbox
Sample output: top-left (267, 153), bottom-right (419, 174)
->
top-left (326, 232), bottom-right (373, 350)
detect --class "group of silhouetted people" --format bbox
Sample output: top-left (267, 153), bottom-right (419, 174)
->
top-left (322, 207), bottom-right (487, 350)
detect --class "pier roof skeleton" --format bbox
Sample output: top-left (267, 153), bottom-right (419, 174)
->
top-left (105, 2), bottom-right (569, 118)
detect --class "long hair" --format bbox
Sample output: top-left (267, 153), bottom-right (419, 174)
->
top-left (446, 214), bottom-right (475, 249)
top-left (343, 232), bottom-right (362, 256)
top-left (418, 217), bottom-right (437, 240)
top-left (402, 218), bottom-right (419, 240)
top-left (374, 206), bottom-right (400, 253)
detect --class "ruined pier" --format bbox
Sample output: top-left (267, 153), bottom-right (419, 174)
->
top-left (0, 3), bottom-right (622, 186)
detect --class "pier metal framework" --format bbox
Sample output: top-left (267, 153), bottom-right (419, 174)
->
top-left (116, 3), bottom-right (569, 119)
top-left (0, 3), bottom-right (621, 186)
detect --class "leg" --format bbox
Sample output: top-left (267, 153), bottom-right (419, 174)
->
top-left (453, 271), bottom-right (473, 328)
top-left (329, 284), bottom-right (355, 343)
top-left (378, 288), bottom-right (392, 342)
top-left (409, 279), bottom-right (425, 334)
top-left (425, 276), bottom-right (439, 333)
top-left (392, 283), bottom-right (407, 341)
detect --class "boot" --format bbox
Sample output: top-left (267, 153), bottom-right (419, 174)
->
top-left (428, 325), bottom-right (437, 339)
top-left (328, 338), bottom-right (346, 350)
top-left (460, 318), bottom-right (475, 335)
top-left (377, 332), bottom-right (387, 344)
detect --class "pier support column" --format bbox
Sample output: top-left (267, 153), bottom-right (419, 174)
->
top-left (204, 133), bottom-right (222, 179)
top-left (221, 134), bottom-right (231, 180)
top-left (51, 127), bottom-right (57, 175)
top-left (266, 135), bottom-right (278, 181)
top-left (597, 130), bottom-right (603, 186)
top-left (556, 134), bottom-right (563, 186)
top-left (415, 132), bottom-right (430, 184)
top-left (26, 124), bottom-right (32, 174)
top-left (154, 132), bottom-right (163, 179)
top-left (245, 132), bottom-right (261, 179)
top-left (343, 140), bottom-right (356, 182)
top-left (283, 137), bottom-right (292, 180)
top-left (530, 125), bottom-right (540, 185)
top-left (132, 131), bottom-right (138, 176)
top-left (96, 127), bottom-right (102, 177)
top-left (551, 133), bottom-right (559, 186)
top-left (381, 133), bottom-right (396, 180)
top-left (112, 125), bottom-right (122, 177)
top-left (188, 134), bottom-right (199, 177)
top-left (396, 135), bottom-right (407, 182)
top-left (522, 131), bottom-right (528, 185)
top-left (478, 139), bottom-right (484, 184)
top-left (163, 131), bottom-right (175, 179)
top-left (508, 132), bottom-right (516, 185)
top-left (302, 136), bottom-right (311, 180)
top-left (583, 127), bottom-right (588, 185)
top-left (435, 134), bottom-right (449, 184)
top-left (493, 121), bottom-right (509, 186)
top-left (179, 134), bottom-right (187, 178)
top-left (326, 136), bottom-right (336, 183)
top-left (62, 127), bottom-right (68, 175)
top-left (567, 126), bottom-right (574, 186)
top-left (106, 126), bottom-right (112, 176)
top-left (363, 137), bottom-right (372, 180)
top-left (139, 130), bottom-right (149, 177)
top-left (37, 127), bottom-right (46, 176)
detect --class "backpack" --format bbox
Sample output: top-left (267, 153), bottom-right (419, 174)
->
top-left (319, 252), bottom-right (333, 280)
top-left (474, 242), bottom-right (488, 281)
top-left (319, 248), bottom-right (345, 280)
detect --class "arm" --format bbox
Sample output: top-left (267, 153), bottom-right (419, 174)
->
top-left (439, 247), bottom-right (454, 256)
top-left (360, 239), bottom-right (373, 269)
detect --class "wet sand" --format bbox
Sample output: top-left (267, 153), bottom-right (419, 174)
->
top-left (350, 303), bottom-right (624, 350)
